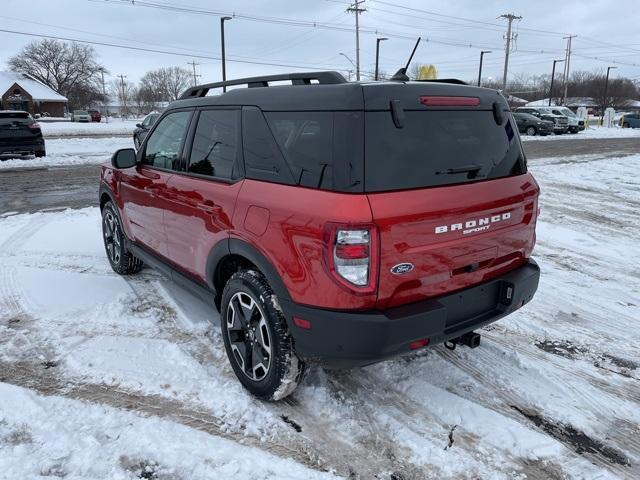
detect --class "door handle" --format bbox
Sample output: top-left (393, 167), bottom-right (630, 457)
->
top-left (197, 201), bottom-right (223, 215)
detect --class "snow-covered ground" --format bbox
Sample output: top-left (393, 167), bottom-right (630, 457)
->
top-left (1, 154), bottom-right (639, 479)
top-left (39, 120), bottom-right (140, 137)
top-left (521, 125), bottom-right (640, 141)
top-left (0, 137), bottom-right (133, 170)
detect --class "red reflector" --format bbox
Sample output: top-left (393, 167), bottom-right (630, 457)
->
top-left (409, 338), bottom-right (429, 350)
top-left (293, 317), bottom-right (312, 330)
top-left (420, 96), bottom-right (480, 107)
top-left (335, 243), bottom-right (369, 260)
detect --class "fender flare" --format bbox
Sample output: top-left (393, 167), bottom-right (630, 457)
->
top-left (98, 183), bottom-right (116, 209)
top-left (206, 238), bottom-right (292, 302)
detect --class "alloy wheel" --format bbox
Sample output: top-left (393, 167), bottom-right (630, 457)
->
top-left (226, 291), bottom-right (272, 381)
top-left (103, 210), bottom-right (121, 265)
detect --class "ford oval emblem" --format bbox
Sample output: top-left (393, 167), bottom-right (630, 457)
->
top-left (391, 263), bottom-right (414, 275)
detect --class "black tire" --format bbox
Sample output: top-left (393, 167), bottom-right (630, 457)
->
top-left (221, 270), bottom-right (305, 401)
top-left (525, 126), bottom-right (537, 136)
top-left (623, 122), bottom-right (630, 128)
top-left (35, 150), bottom-right (46, 158)
top-left (101, 201), bottom-right (143, 275)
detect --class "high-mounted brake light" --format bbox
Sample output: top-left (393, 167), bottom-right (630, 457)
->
top-left (325, 224), bottom-right (378, 292)
top-left (419, 96), bottom-right (480, 107)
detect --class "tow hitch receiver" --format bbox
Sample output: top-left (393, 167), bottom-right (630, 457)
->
top-left (444, 331), bottom-right (481, 350)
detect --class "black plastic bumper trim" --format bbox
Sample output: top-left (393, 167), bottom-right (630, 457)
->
top-left (280, 259), bottom-right (540, 367)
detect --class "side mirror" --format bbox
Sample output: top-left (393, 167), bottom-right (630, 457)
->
top-left (111, 148), bottom-right (137, 169)
top-left (136, 123), bottom-right (142, 128)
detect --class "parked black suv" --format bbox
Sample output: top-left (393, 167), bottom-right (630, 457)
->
top-left (512, 112), bottom-right (554, 136)
top-left (0, 111), bottom-right (46, 159)
top-left (133, 112), bottom-right (160, 149)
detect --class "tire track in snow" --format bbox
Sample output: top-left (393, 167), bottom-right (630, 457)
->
top-left (433, 343), bottom-right (636, 477)
top-left (123, 276), bottom-right (422, 478)
top-left (0, 361), bottom-right (324, 475)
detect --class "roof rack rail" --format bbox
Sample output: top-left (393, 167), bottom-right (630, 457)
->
top-left (414, 78), bottom-right (468, 85)
top-left (180, 71), bottom-right (347, 99)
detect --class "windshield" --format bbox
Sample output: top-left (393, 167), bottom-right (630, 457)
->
top-left (558, 107), bottom-right (577, 117)
top-left (75, 110), bottom-right (88, 115)
top-left (365, 110), bottom-right (525, 191)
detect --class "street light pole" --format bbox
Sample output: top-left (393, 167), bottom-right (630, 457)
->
top-left (375, 37), bottom-right (388, 81)
top-left (220, 16), bottom-right (232, 92)
top-left (549, 59), bottom-right (565, 106)
top-left (601, 66), bottom-right (617, 124)
top-left (99, 67), bottom-right (108, 123)
top-left (477, 50), bottom-right (491, 87)
top-left (340, 52), bottom-right (356, 81)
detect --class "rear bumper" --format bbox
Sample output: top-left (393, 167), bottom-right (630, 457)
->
top-left (0, 139), bottom-right (45, 156)
top-left (281, 259), bottom-right (540, 368)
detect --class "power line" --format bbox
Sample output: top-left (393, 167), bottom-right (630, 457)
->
top-left (371, 0), bottom-right (567, 36)
top-left (0, 27), bottom-right (348, 71)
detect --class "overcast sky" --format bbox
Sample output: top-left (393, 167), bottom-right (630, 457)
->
top-left (0, 0), bottom-right (638, 89)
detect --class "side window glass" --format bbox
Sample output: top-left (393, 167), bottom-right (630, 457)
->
top-left (143, 111), bottom-right (191, 170)
top-left (188, 109), bottom-right (240, 179)
top-left (265, 112), bottom-right (333, 189)
top-left (242, 107), bottom-right (294, 185)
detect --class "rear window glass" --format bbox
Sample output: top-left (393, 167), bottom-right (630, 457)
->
top-left (0, 111), bottom-right (30, 121)
top-left (364, 110), bottom-right (524, 191)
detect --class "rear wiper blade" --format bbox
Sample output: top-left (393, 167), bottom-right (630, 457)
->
top-left (436, 164), bottom-right (482, 175)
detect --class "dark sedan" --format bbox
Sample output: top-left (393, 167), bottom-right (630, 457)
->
top-left (512, 112), bottom-right (554, 136)
top-left (133, 112), bottom-right (160, 149)
top-left (0, 111), bottom-right (46, 159)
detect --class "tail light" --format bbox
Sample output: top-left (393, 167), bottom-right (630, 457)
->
top-left (420, 96), bottom-right (480, 107)
top-left (325, 224), bottom-right (378, 293)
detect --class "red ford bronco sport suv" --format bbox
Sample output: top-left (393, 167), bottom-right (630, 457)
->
top-left (99, 71), bottom-right (540, 400)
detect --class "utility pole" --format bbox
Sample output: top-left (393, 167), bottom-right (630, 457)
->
top-left (477, 50), bottom-right (491, 87)
top-left (499, 13), bottom-right (522, 92)
top-left (601, 66), bottom-right (617, 125)
top-left (188, 60), bottom-right (201, 87)
top-left (220, 16), bottom-right (232, 92)
top-left (118, 74), bottom-right (127, 120)
top-left (375, 37), bottom-right (387, 81)
top-left (347, 0), bottom-right (366, 81)
top-left (99, 68), bottom-right (109, 123)
top-left (549, 59), bottom-right (564, 106)
top-left (561, 35), bottom-right (576, 105)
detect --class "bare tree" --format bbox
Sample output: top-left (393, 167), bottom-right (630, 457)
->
top-left (138, 67), bottom-right (192, 102)
top-left (8, 39), bottom-right (106, 109)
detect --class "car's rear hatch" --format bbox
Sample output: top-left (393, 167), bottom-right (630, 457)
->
top-left (362, 82), bottom-right (539, 310)
top-left (0, 111), bottom-right (41, 146)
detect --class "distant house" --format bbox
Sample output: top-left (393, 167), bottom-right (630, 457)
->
top-left (0, 71), bottom-right (68, 117)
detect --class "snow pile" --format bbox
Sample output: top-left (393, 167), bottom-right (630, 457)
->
top-left (0, 137), bottom-right (133, 169)
top-left (1, 155), bottom-right (640, 478)
top-left (521, 125), bottom-right (640, 141)
top-left (39, 120), bottom-right (140, 137)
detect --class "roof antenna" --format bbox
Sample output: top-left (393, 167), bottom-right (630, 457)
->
top-left (390, 37), bottom-right (421, 82)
